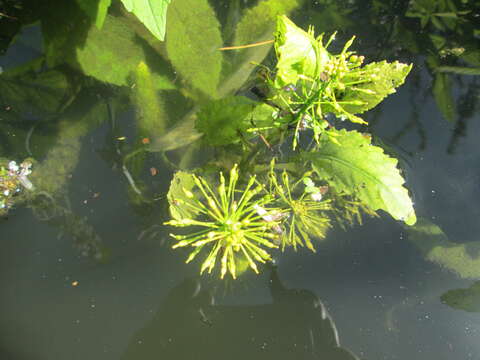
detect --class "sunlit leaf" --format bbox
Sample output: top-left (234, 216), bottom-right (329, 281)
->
top-left (304, 129), bottom-right (416, 225)
top-left (76, 0), bottom-right (112, 28)
top-left (340, 61), bottom-right (412, 114)
top-left (165, 0), bottom-right (223, 97)
top-left (167, 171), bottom-right (200, 220)
top-left (119, 0), bottom-right (171, 41)
top-left (274, 15), bottom-right (329, 87)
top-left (432, 72), bottom-right (456, 123)
top-left (406, 218), bottom-right (480, 279)
top-left (195, 96), bottom-right (256, 146)
top-left (74, 15), bottom-right (175, 89)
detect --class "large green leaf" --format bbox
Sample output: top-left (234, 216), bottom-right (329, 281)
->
top-left (76, 0), bottom-right (112, 28)
top-left (120, 0), bottom-right (171, 41)
top-left (195, 96), bottom-right (256, 146)
top-left (165, 0), bottom-right (223, 97)
top-left (432, 72), bottom-right (456, 123)
top-left (406, 218), bottom-right (480, 279)
top-left (73, 15), bottom-right (175, 89)
top-left (340, 61), bottom-right (413, 115)
top-left (304, 129), bottom-right (416, 225)
top-left (274, 15), bottom-right (329, 87)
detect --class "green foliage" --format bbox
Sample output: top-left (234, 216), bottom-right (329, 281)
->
top-left (0, 67), bottom-right (75, 120)
top-left (274, 15), bottom-right (327, 87)
top-left (120, 0), bottom-right (171, 41)
top-left (219, 0), bottom-right (304, 97)
top-left (163, 15), bottom-right (418, 277)
top-left (74, 15), bottom-right (175, 89)
top-left (303, 129), bottom-right (416, 225)
top-left (165, 0), bottom-right (223, 97)
top-left (133, 62), bottom-right (167, 137)
top-left (76, 0), bottom-right (112, 28)
top-left (268, 15), bottom-right (412, 148)
top-left (441, 281), bottom-right (480, 312)
top-left (195, 96), bottom-right (256, 145)
top-left (339, 61), bottom-right (413, 115)
top-left (234, 0), bottom-right (303, 47)
top-left (406, 218), bottom-right (480, 279)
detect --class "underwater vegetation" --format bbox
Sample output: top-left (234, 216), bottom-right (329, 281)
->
top-left (165, 16), bottom-right (417, 278)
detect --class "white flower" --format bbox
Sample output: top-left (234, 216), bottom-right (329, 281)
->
top-left (311, 192), bottom-right (323, 202)
top-left (8, 161), bottom-right (19, 172)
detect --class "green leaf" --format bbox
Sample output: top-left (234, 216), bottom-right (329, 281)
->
top-left (274, 15), bottom-right (329, 87)
top-left (432, 73), bottom-right (456, 123)
top-left (304, 129), bottom-right (416, 225)
top-left (436, 66), bottom-right (480, 76)
top-left (167, 171), bottom-right (200, 220)
top-left (441, 281), bottom-right (480, 312)
top-left (132, 62), bottom-right (167, 137)
top-left (119, 0), bottom-right (171, 41)
top-left (73, 15), bottom-right (175, 89)
top-left (406, 218), bottom-right (480, 279)
top-left (165, 0), bottom-right (223, 97)
top-left (0, 67), bottom-right (74, 120)
top-left (219, 0), bottom-right (303, 97)
top-left (195, 96), bottom-right (256, 146)
top-left (340, 61), bottom-right (413, 115)
top-left (147, 116), bottom-right (202, 152)
top-left (234, 0), bottom-right (303, 47)
top-left (76, 0), bottom-right (112, 28)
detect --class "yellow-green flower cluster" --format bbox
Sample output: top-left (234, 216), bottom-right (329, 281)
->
top-left (165, 165), bottom-right (281, 279)
top-left (268, 168), bottom-right (332, 251)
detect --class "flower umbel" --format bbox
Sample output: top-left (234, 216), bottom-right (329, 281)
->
top-left (165, 165), bottom-right (280, 279)
top-left (269, 168), bottom-right (332, 252)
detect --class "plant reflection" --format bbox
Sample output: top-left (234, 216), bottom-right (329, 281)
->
top-left (441, 281), bottom-right (480, 313)
top-left (122, 267), bottom-right (361, 360)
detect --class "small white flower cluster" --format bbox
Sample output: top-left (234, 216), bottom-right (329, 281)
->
top-left (1, 160), bottom-right (34, 213)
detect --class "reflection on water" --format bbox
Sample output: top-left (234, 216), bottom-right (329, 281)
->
top-left (123, 268), bottom-right (359, 360)
top-left (1, 0), bottom-right (480, 359)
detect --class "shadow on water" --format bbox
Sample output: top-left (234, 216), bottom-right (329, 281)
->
top-left (122, 267), bottom-right (360, 360)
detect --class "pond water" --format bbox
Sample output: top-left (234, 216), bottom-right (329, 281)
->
top-left (1, 1), bottom-right (480, 359)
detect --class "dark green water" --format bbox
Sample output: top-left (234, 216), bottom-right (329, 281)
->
top-left (1, 1), bottom-right (480, 359)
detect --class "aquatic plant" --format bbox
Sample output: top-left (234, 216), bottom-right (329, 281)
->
top-left (165, 15), bottom-right (417, 277)
top-left (165, 165), bottom-right (281, 279)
